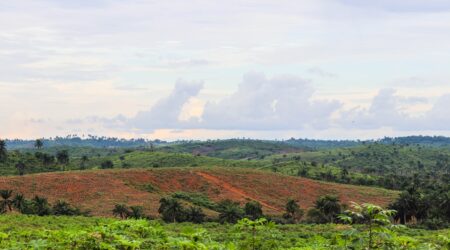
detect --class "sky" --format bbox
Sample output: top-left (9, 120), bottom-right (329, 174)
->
top-left (1, 0), bottom-right (450, 140)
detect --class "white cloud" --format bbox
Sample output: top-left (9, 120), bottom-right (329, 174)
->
top-left (130, 80), bottom-right (203, 131)
top-left (199, 73), bottom-right (341, 130)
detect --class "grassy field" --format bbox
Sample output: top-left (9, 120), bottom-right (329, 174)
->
top-left (0, 215), bottom-right (448, 249)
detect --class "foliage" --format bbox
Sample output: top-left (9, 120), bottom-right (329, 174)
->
top-left (283, 199), bottom-right (304, 223)
top-left (159, 197), bottom-right (186, 223)
top-left (217, 199), bottom-right (244, 224)
top-left (338, 202), bottom-right (397, 249)
top-left (244, 201), bottom-right (264, 220)
top-left (0, 215), bottom-right (447, 249)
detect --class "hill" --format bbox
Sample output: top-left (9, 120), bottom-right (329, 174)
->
top-left (0, 167), bottom-right (398, 217)
top-left (158, 139), bottom-right (307, 160)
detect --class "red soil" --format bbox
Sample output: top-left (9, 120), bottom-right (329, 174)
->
top-left (0, 168), bottom-right (398, 217)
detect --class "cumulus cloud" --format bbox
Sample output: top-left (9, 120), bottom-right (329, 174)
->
top-left (123, 73), bottom-right (341, 131)
top-left (339, 89), bottom-right (410, 129)
top-left (338, 89), bottom-right (450, 131)
top-left (421, 94), bottom-right (450, 130)
top-left (129, 80), bottom-right (203, 131)
top-left (199, 73), bottom-right (341, 130)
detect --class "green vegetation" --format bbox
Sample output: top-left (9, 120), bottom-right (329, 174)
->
top-left (158, 139), bottom-right (306, 160)
top-left (0, 189), bottom-right (86, 217)
top-left (0, 136), bottom-right (449, 248)
top-left (0, 215), bottom-right (448, 249)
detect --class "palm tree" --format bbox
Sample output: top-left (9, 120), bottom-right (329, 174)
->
top-left (314, 195), bottom-right (342, 223)
top-left (158, 197), bottom-right (185, 223)
top-left (53, 200), bottom-right (80, 216)
top-left (12, 193), bottom-right (27, 213)
top-left (129, 206), bottom-right (144, 219)
top-left (32, 196), bottom-right (51, 216)
top-left (0, 140), bottom-right (7, 162)
top-left (15, 161), bottom-right (26, 176)
top-left (217, 199), bottom-right (244, 224)
top-left (56, 150), bottom-right (69, 171)
top-left (244, 201), bottom-right (263, 220)
top-left (80, 155), bottom-right (89, 170)
top-left (187, 206), bottom-right (206, 223)
top-left (34, 139), bottom-right (44, 150)
top-left (284, 199), bottom-right (304, 222)
top-left (389, 188), bottom-right (422, 224)
top-left (112, 204), bottom-right (129, 219)
top-left (0, 190), bottom-right (13, 213)
top-left (56, 150), bottom-right (69, 164)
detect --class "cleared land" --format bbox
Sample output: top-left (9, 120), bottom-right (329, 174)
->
top-left (0, 167), bottom-right (398, 216)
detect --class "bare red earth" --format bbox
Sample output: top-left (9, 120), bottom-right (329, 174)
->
top-left (0, 168), bottom-right (398, 216)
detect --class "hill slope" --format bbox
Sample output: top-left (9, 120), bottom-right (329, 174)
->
top-left (0, 167), bottom-right (398, 217)
top-left (158, 139), bottom-right (306, 159)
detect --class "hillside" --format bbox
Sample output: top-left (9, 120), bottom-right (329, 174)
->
top-left (0, 167), bottom-right (398, 217)
top-left (154, 139), bottom-right (307, 160)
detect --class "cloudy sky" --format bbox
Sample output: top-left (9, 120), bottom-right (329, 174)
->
top-left (1, 0), bottom-right (450, 140)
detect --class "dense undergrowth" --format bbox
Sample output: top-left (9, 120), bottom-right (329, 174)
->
top-left (0, 215), bottom-right (448, 249)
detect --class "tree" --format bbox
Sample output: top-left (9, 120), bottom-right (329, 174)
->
top-left (112, 204), bottom-right (129, 219)
top-left (101, 160), bottom-right (114, 169)
top-left (283, 199), bottom-right (304, 222)
top-left (158, 197), bottom-right (185, 223)
top-left (0, 140), bottom-right (7, 162)
top-left (34, 139), bottom-right (44, 149)
top-left (129, 206), bottom-right (145, 219)
top-left (15, 161), bottom-right (26, 176)
top-left (389, 188), bottom-right (425, 224)
top-left (339, 202), bottom-right (396, 250)
top-left (187, 206), bottom-right (206, 223)
top-left (32, 196), bottom-right (52, 216)
top-left (244, 201), bottom-right (263, 220)
top-left (12, 193), bottom-right (27, 213)
top-left (53, 200), bottom-right (81, 216)
top-left (42, 154), bottom-right (55, 166)
top-left (218, 199), bottom-right (244, 224)
top-left (80, 155), bottom-right (89, 170)
top-left (56, 150), bottom-right (69, 170)
top-left (314, 195), bottom-right (342, 223)
top-left (0, 190), bottom-right (13, 213)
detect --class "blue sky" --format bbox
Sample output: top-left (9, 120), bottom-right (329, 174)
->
top-left (1, 0), bottom-right (450, 140)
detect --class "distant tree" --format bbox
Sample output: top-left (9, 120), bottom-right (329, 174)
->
top-left (15, 161), bottom-right (26, 176)
top-left (284, 199), bottom-right (304, 222)
top-left (129, 206), bottom-right (145, 219)
top-left (0, 190), bottom-right (13, 213)
top-left (158, 197), bottom-right (185, 223)
top-left (313, 195), bottom-right (342, 223)
top-left (187, 206), bottom-right (206, 223)
top-left (112, 204), bottom-right (129, 219)
top-left (218, 199), bottom-right (244, 224)
top-left (12, 193), bottom-right (27, 213)
top-left (0, 140), bottom-right (7, 161)
top-left (80, 155), bottom-right (89, 170)
top-left (42, 154), bottom-right (55, 166)
top-left (52, 200), bottom-right (81, 216)
top-left (101, 160), bottom-right (114, 169)
top-left (389, 188), bottom-right (425, 224)
top-left (32, 196), bottom-right (52, 216)
top-left (306, 207), bottom-right (328, 224)
top-left (34, 139), bottom-right (44, 149)
top-left (244, 201), bottom-right (263, 220)
top-left (56, 150), bottom-right (69, 170)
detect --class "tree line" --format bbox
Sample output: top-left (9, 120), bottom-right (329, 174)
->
top-left (0, 189), bottom-right (87, 216)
